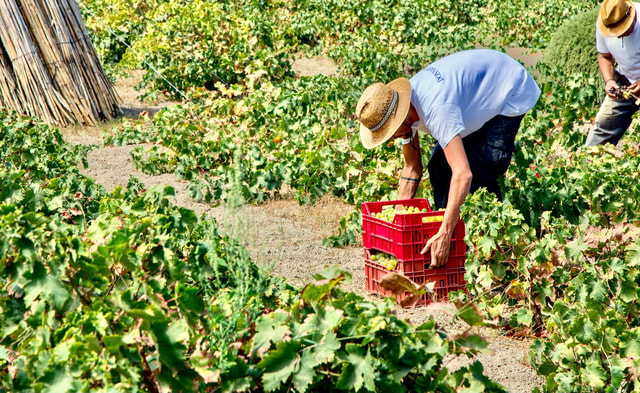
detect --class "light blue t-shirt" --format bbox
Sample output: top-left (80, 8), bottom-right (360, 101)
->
top-left (409, 49), bottom-right (541, 148)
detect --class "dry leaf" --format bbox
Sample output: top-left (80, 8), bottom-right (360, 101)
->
top-left (399, 293), bottom-right (423, 308)
top-left (380, 272), bottom-right (422, 295)
top-left (423, 301), bottom-right (457, 315)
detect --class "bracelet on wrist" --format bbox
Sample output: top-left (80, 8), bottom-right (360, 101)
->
top-left (605, 78), bottom-right (616, 85)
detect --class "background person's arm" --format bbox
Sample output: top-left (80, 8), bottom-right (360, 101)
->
top-left (598, 52), bottom-right (622, 98)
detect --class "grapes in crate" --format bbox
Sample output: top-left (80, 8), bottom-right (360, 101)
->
top-left (422, 215), bottom-right (444, 223)
top-left (370, 252), bottom-right (398, 270)
top-left (371, 205), bottom-right (428, 222)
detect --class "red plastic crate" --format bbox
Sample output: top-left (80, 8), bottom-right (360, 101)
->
top-left (364, 250), bottom-right (466, 307)
top-left (362, 199), bottom-right (467, 265)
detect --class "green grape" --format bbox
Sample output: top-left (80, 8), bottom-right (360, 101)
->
top-left (387, 258), bottom-right (397, 270)
top-left (422, 215), bottom-right (444, 223)
top-left (371, 252), bottom-right (398, 270)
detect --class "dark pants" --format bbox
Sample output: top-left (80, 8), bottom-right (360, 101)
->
top-left (428, 114), bottom-right (524, 209)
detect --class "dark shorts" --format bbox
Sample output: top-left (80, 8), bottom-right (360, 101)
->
top-left (428, 114), bottom-right (524, 209)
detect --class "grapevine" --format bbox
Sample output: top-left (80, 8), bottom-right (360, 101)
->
top-left (4, 0), bottom-right (638, 392)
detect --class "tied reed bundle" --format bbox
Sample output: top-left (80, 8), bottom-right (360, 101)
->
top-left (0, 0), bottom-right (121, 126)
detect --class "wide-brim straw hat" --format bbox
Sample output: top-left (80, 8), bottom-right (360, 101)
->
top-left (356, 77), bottom-right (411, 149)
top-left (599, 0), bottom-right (636, 37)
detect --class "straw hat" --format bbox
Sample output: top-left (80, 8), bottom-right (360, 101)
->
top-left (599, 0), bottom-right (636, 37)
top-left (355, 77), bottom-right (411, 149)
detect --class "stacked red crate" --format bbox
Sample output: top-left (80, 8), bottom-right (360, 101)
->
top-left (362, 199), bottom-right (467, 306)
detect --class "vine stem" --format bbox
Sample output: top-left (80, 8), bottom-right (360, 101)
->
top-left (67, 271), bottom-right (92, 306)
top-left (137, 341), bottom-right (160, 393)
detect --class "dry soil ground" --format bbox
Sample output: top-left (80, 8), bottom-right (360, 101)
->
top-left (61, 57), bottom-right (544, 392)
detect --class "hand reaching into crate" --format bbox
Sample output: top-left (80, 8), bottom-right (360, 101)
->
top-left (421, 205), bottom-right (461, 268)
top-left (421, 230), bottom-right (452, 268)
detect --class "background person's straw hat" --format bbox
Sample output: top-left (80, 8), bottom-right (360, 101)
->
top-left (356, 77), bottom-right (411, 149)
top-left (599, 0), bottom-right (636, 37)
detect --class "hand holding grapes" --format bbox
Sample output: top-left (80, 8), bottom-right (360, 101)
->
top-left (605, 78), bottom-right (621, 99)
top-left (626, 82), bottom-right (640, 98)
top-left (606, 81), bottom-right (640, 104)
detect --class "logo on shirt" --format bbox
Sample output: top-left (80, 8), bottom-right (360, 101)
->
top-left (425, 66), bottom-right (444, 83)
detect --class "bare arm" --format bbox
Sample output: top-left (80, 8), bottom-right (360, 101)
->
top-left (599, 52), bottom-right (623, 98)
top-left (397, 133), bottom-right (423, 200)
top-left (421, 135), bottom-right (472, 267)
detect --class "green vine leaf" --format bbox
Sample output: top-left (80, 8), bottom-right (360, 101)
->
top-left (581, 363), bottom-right (606, 390)
top-left (620, 330), bottom-right (640, 358)
top-left (151, 319), bottom-right (189, 370)
top-left (312, 331), bottom-right (340, 364)
top-left (176, 283), bottom-right (205, 314)
top-left (259, 341), bottom-right (301, 392)
top-left (292, 349), bottom-right (316, 393)
top-left (337, 344), bottom-right (376, 392)
top-left (41, 366), bottom-right (73, 393)
top-left (252, 310), bottom-right (291, 358)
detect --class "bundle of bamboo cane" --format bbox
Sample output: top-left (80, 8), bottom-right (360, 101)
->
top-left (0, 0), bottom-right (120, 126)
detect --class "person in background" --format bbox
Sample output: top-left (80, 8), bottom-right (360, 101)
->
top-left (355, 49), bottom-right (540, 267)
top-left (586, 0), bottom-right (640, 146)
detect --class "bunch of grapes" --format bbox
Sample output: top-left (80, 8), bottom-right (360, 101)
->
top-left (620, 87), bottom-right (640, 104)
top-left (422, 215), bottom-right (444, 223)
top-left (610, 86), bottom-right (640, 104)
top-left (371, 205), bottom-right (428, 223)
top-left (370, 252), bottom-right (398, 270)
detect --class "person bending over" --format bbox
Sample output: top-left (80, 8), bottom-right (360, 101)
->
top-left (355, 49), bottom-right (540, 267)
